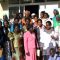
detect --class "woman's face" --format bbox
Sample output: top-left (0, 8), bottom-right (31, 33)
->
top-left (40, 13), bottom-right (44, 18)
top-left (53, 10), bottom-right (57, 16)
top-left (14, 26), bottom-right (19, 33)
top-left (38, 21), bottom-right (42, 27)
top-left (34, 17), bottom-right (38, 22)
top-left (4, 21), bottom-right (8, 28)
top-left (26, 19), bottom-right (30, 25)
top-left (44, 14), bottom-right (48, 18)
top-left (14, 19), bottom-right (19, 24)
top-left (25, 11), bottom-right (30, 17)
top-left (46, 23), bottom-right (51, 30)
top-left (50, 50), bottom-right (55, 56)
top-left (29, 27), bottom-right (33, 33)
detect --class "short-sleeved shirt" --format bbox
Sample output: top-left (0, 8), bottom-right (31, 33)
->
top-left (52, 16), bottom-right (59, 28)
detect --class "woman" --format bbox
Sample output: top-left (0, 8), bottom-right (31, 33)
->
top-left (23, 18), bottom-right (31, 32)
top-left (24, 25), bottom-right (36, 60)
top-left (43, 13), bottom-right (53, 27)
top-left (8, 25), bottom-right (24, 60)
top-left (33, 15), bottom-right (38, 28)
top-left (3, 20), bottom-right (12, 60)
top-left (3, 20), bottom-right (10, 35)
top-left (36, 19), bottom-right (44, 60)
top-left (40, 21), bottom-right (56, 60)
top-left (52, 9), bottom-right (59, 28)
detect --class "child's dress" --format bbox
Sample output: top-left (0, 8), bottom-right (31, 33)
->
top-left (48, 54), bottom-right (57, 60)
top-left (56, 56), bottom-right (60, 60)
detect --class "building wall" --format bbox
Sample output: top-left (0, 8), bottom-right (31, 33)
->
top-left (0, 1), bottom-right (60, 19)
top-left (0, 2), bottom-right (9, 19)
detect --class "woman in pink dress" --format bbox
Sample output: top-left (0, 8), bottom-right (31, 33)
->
top-left (24, 25), bottom-right (36, 60)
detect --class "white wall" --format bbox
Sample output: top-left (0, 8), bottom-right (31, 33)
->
top-left (39, 4), bottom-right (60, 18)
top-left (0, 4), bottom-right (3, 19)
top-left (0, 3), bottom-right (9, 19)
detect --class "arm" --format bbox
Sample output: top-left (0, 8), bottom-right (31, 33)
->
top-left (24, 33), bottom-right (28, 53)
top-left (37, 28), bottom-right (40, 47)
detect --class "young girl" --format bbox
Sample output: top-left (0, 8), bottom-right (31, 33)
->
top-left (56, 47), bottom-right (60, 60)
top-left (48, 48), bottom-right (57, 60)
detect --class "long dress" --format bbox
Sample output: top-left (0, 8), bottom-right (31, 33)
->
top-left (3, 27), bottom-right (12, 60)
top-left (24, 31), bottom-right (36, 60)
top-left (8, 32), bottom-right (24, 60)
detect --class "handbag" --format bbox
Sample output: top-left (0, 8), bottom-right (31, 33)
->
top-left (37, 48), bottom-right (40, 57)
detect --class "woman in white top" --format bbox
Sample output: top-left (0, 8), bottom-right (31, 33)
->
top-left (40, 21), bottom-right (56, 60)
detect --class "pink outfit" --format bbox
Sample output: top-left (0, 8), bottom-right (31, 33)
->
top-left (24, 31), bottom-right (36, 60)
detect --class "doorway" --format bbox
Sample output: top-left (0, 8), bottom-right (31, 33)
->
top-left (25, 5), bottom-right (39, 17)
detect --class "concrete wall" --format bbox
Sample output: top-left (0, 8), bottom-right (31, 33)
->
top-left (0, 2), bottom-right (9, 19)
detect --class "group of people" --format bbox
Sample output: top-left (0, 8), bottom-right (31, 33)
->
top-left (0, 9), bottom-right (60, 60)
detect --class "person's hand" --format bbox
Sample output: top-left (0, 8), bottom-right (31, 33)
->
top-left (51, 36), bottom-right (58, 40)
top-left (26, 52), bottom-right (30, 56)
top-left (51, 36), bottom-right (55, 39)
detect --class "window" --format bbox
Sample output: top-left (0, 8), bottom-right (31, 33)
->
top-left (9, 7), bottom-right (19, 18)
top-left (9, 0), bottom-right (19, 4)
top-left (47, 0), bottom-right (59, 1)
top-left (22, 0), bottom-right (31, 3)
top-left (39, 4), bottom-right (59, 18)
top-left (35, 0), bottom-right (45, 3)
top-left (47, 0), bottom-right (59, 2)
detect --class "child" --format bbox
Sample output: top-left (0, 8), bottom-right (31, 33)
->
top-left (0, 47), bottom-right (6, 60)
top-left (56, 47), bottom-right (60, 60)
top-left (48, 48), bottom-right (57, 60)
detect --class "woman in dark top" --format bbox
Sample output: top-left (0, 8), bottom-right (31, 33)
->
top-left (3, 20), bottom-right (12, 60)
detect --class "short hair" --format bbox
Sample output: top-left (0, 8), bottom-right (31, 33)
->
top-left (44, 13), bottom-right (49, 18)
top-left (14, 17), bottom-right (19, 21)
top-left (50, 48), bottom-right (55, 53)
top-left (46, 21), bottom-right (52, 26)
top-left (33, 15), bottom-right (38, 18)
top-left (41, 11), bottom-right (45, 14)
top-left (41, 11), bottom-right (45, 17)
top-left (4, 20), bottom-right (9, 24)
top-left (25, 17), bottom-right (31, 22)
top-left (37, 19), bottom-right (42, 23)
top-left (27, 24), bottom-right (33, 30)
top-left (14, 25), bottom-right (20, 30)
top-left (54, 9), bottom-right (59, 15)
